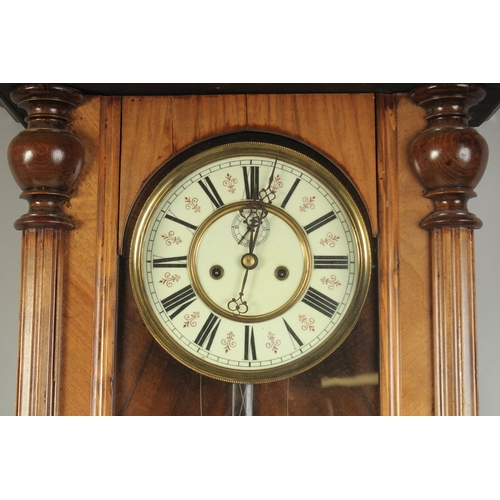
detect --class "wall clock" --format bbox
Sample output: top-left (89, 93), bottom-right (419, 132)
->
top-left (4, 84), bottom-right (492, 416)
top-left (129, 136), bottom-right (372, 384)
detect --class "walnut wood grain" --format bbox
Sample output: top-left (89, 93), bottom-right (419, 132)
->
top-left (410, 84), bottom-right (488, 230)
top-left (58, 97), bottom-right (101, 415)
top-left (118, 97), bottom-right (173, 254)
top-left (376, 94), bottom-right (402, 415)
top-left (7, 86), bottom-right (490, 416)
top-left (16, 228), bottom-right (64, 415)
top-left (432, 228), bottom-right (478, 414)
top-left (91, 96), bottom-right (122, 415)
top-left (171, 94), bottom-right (247, 153)
top-left (8, 84), bottom-right (85, 230)
top-left (247, 93), bottom-right (378, 236)
top-left (116, 93), bottom-right (379, 415)
top-left (377, 95), bottom-right (435, 415)
top-left (7, 84), bottom-right (85, 415)
top-left (410, 84), bottom-right (487, 415)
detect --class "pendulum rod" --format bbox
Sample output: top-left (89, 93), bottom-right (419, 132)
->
top-left (232, 383), bottom-right (254, 416)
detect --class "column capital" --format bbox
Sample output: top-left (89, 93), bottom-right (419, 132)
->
top-left (7, 84), bottom-right (85, 230)
top-left (410, 83), bottom-right (488, 230)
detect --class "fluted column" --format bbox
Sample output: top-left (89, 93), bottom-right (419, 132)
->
top-left (7, 84), bottom-right (85, 415)
top-left (410, 84), bottom-right (488, 415)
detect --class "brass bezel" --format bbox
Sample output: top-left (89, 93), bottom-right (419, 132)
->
top-left (129, 141), bottom-right (372, 384)
top-left (188, 201), bottom-right (312, 323)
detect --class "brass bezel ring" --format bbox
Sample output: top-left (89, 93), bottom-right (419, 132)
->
top-left (188, 201), bottom-right (312, 323)
top-left (129, 141), bottom-right (372, 384)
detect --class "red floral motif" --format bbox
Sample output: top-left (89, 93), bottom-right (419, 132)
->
top-left (266, 332), bottom-right (281, 354)
top-left (321, 275), bottom-right (342, 290)
top-left (185, 196), bottom-right (201, 212)
top-left (159, 272), bottom-right (180, 287)
top-left (162, 231), bottom-right (182, 246)
top-left (270, 174), bottom-right (283, 193)
top-left (221, 331), bottom-right (236, 353)
top-left (223, 173), bottom-right (238, 194)
top-left (298, 314), bottom-right (315, 332)
top-left (320, 232), bottom-right (340, 247)
top-left (299, 196), bottom-right (316, 212)
top-left (183, 311), bottom-right (200, 328)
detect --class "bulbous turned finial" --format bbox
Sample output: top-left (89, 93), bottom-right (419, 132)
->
top-left (409, 84), bottom-right (488, 230)
top-left (7, 84), bottom-right (85, 230)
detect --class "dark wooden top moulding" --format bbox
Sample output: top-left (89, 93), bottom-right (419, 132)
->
top-left (1, 83), bottom-right (500, 127)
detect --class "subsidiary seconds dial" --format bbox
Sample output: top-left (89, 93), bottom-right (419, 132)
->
top-left (129, 141), bottom-right (371, 383)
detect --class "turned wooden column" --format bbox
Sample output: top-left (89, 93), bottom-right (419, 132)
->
top-left (7, 84), bottom-right (85, 415)
top-left (410, 84), bottom-right (488, 415)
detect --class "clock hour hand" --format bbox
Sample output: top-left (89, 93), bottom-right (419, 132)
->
top-left (227, 271), bottom-right (249, 315)
top-left (228, 224), bottom-right (260, 315)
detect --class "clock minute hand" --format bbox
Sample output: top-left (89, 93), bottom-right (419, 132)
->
top-left (228, 222), bottom-right (263, 315)
top-left (229, 161), bottom-right (275, 312)
top-left (259, 157), bottom-right (278, 204)
top-left (237, 158), bottom-right (277, 247)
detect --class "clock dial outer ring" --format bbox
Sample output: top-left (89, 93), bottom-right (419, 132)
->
top-left (129, 141), bottom-right (372, 384)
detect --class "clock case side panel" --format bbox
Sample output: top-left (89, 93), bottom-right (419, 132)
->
top-left (116, 94), bottom-right (380, 415)
top-left (377, 94), bottom-right (434, 416)
top-left (59, 96), bottom-right (107, 415)
top-left (54, 95), bottom-right (122, 415)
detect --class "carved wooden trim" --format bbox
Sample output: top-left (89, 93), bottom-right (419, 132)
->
top-left (8, 84), bottom-right (85, 230)
top-left (17, 228), bottom-right (64, 415)
top-left (91, 96), bottom-right (121, 416)
top-left (377, 94), bottom-right (403, 416)
top-left (432, 228), bottom-right (478, 415)
top-left (7, 84), bottom-right (85, 415)
top-left (410, 84), bottom-right (487, 415)
top-left (410, 84), bottom-right (488, 230)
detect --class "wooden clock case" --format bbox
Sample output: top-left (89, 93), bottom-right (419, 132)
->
top-left (2, 83), bottom-right (495, 416)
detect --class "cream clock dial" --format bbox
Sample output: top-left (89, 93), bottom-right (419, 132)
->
top-left (130, 141), bottom-right (371, 383)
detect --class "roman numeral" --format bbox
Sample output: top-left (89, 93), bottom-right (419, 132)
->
top-left (280, 178), bottom-right (301, 209)
top-left (313, 255), bottom-right (349, 269)
top-left (194, 313), bottom-right (221, 351)
top-left (243, 166), bottom-right (260, 200)
top-left (165, 214), bottom-right (198, 231)
top-left (283, 318), bottom-right (303, 347)
top-left (153, 256), bottom-right (187, 268)
top-left (244, 325), bottom-right (257, 361)
top-left (161, 284), bottom-right (196, 319)
top-left (302, 287), bottom-right (339, 317)
top-left (304, 211), bottom-right (337, 234)
top-left (198, 176), bottom-right (224, 209)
